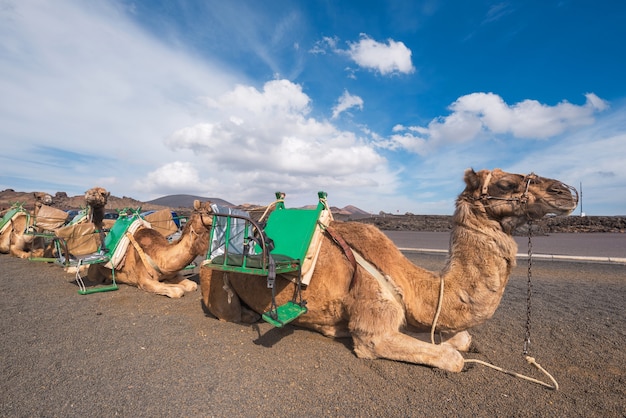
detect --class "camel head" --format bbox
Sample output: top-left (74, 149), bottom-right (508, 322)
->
top-left (192, 200), bottom-right (214, 231)
top-left (33, 192), bottom-right (53, 206)
top-left (460, 168), bottom-right (578, 233)
top-left (182, 200), bottom-right (213, 255)
top-left (84, 187), bottom-right (110, 209)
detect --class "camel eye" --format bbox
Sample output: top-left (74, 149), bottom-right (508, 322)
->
top-left (496, 180), bottom-right (517, 191)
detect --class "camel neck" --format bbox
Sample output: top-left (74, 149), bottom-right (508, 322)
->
top-left (432, 204), bottom-right (517, 331)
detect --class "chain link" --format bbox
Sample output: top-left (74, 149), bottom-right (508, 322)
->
top-left (523, 220), bottom-right (533, 355)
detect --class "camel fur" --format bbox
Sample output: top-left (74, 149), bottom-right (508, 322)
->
top-left (87, 201), bottom-right (212, 298)
top-left (200, 169), bottom-right (578, 372)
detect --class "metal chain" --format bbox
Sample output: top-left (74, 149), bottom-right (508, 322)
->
top-left (523, 220), bottom-right (533, 355)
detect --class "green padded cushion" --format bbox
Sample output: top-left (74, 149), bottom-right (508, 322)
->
top-left (103, 215), bottom-right (138, 253)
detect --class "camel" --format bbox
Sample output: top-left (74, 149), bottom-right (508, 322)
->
top-left (83, 186), bottom-right (110, 229)
top-left (1, 187), bottom-right (112, 260)
top-left (86, 201), bottom-right (213, 298)
top-left (0, 192), bottom-right (55, 258)
top-left (200, 168), bottom-right (578, 372)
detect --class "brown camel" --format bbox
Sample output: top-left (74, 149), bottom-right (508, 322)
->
top-left (47, 187), bottom-right (112, 261)
top-left (200, 168), bottom-right (578, 372)
top-left (87, 201), bottom-right (212, 298)
top-left (83, 186), bottom-right (110, 230)
top-left (0, 192), bottom-right (55, 258)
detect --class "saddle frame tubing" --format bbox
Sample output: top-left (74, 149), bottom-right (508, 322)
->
top-left (209, 212), bottom-right (272, 271)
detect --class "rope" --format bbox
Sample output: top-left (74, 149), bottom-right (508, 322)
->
top-left (464, 356), bottom-right (559, 390)
top-left (258, 198), bottom-right (283, 223)
top-left (430, 276), bottom-right (444, 344)
top-left (75, 258), bottom-right (86, 292)
top-left (428, 223), bottom-right (559, 390)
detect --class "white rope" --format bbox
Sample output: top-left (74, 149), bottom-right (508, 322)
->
top-left (429, 269), bottom-right (559, 390)
top-left (464, 356), bottom-right (559, 390)
top-left (430, 276), bottom-right (444, 344)
top-left (75, 258), bottom-right (86, 293)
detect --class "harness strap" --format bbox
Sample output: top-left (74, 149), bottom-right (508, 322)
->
top-left (352, 250), bottom-right (403, 307)
top-left (324, 226), bottom-right (357, 289)
top-left (126, 232), bottom-right (162, 278)
top-left (481, 170), bottom-right (493, 196)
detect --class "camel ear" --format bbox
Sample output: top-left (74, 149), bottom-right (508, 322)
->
top-left (193, 200), bottom-right (200, 210)
top-left (464, 168), bottom-right (481, 191)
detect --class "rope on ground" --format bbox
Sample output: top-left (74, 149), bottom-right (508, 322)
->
top-left (464, 356), bottom-right (559, 390)
top-left (429, 273), bottom-right (559, 390)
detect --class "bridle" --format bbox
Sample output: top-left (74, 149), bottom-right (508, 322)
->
top-left (475, 171), bottom-right (537, 208)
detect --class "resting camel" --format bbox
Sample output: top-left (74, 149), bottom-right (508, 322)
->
top-left (86, 201), bottom-right (212, 298)
top-left (0, 192), bottom-right (54, 258)
top-left (200, 169), bottom-right (578, 372)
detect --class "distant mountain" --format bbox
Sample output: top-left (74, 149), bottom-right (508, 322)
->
top-left (146, 194), bottom-right (234, 208)
top-left (149, 195), bottom-right (372, 218)
top-left (342, 205), bottom-right (371, 216)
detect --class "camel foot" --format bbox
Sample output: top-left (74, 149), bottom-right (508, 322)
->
top-left (241, 307), bottom-right (261, 323)
top-left (179, 279), bottom-right (197, 293)
top-left (161, 286), bottom-right (185, 298)
top-left (437, 344), bottom-right (465, 372)
top-left (441, 330), bottom-right (472, 352)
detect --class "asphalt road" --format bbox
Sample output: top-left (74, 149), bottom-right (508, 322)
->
top-left (385, 231), bottom-right (626, 263)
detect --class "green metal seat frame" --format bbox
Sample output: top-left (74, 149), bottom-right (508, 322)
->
top-left (204, 192), bottom-right (329, 326)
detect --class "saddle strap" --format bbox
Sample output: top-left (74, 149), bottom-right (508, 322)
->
top-left (324, 226), bottom-right (358, 289)
top-left (126, 232), bottom-right (162, 278)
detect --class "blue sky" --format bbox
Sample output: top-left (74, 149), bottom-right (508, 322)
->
top-left (1, 0), bottom-right (625, 215)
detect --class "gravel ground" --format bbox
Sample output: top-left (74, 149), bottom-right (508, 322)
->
top-left (1, 248), bottom-right (624, 417)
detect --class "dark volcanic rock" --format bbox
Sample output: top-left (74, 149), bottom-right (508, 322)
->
top-left (354, 214), bottom-right (626, 234)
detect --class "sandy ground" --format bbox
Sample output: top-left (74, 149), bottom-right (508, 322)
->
top-left (1, 246), bottom-right (624, 417)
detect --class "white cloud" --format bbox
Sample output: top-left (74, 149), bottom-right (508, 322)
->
top-left (138, 161), bottom-right (209, 195)
top-left (162, 79), bottom-right (395, 207)
top-left (332, 90), bottom-right (364, 119)
top-left (0, 0), bottom-right (240, 196)
top-left (346, 34), bottom-right (415, 75)
top-left (311, 34), bottom-right (414, 76)
top-left (385, 92), bottom-right (609, 155)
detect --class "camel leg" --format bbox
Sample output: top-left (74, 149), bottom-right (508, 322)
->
top-left (10, 246), bottom-right (32, 259)
top-left (137, 277), bottom-right (186, 298)
top-left (404, 329), bottom-right (472, 352)
top-left (347, 271), bottom-right (464, 372)
top-left (132, 270), bottom-right (187, 298)
top-left (163, 274), bottom-right (198, 292)
top-left (199, 268), bottom-right (259, 323)
top-left (352, 331), bottom-right (465, 372)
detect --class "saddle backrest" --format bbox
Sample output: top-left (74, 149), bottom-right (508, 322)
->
top-left (262, 205), bottom-right (324, 261)
top-left (0, 205), bottom-right (26, 234)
